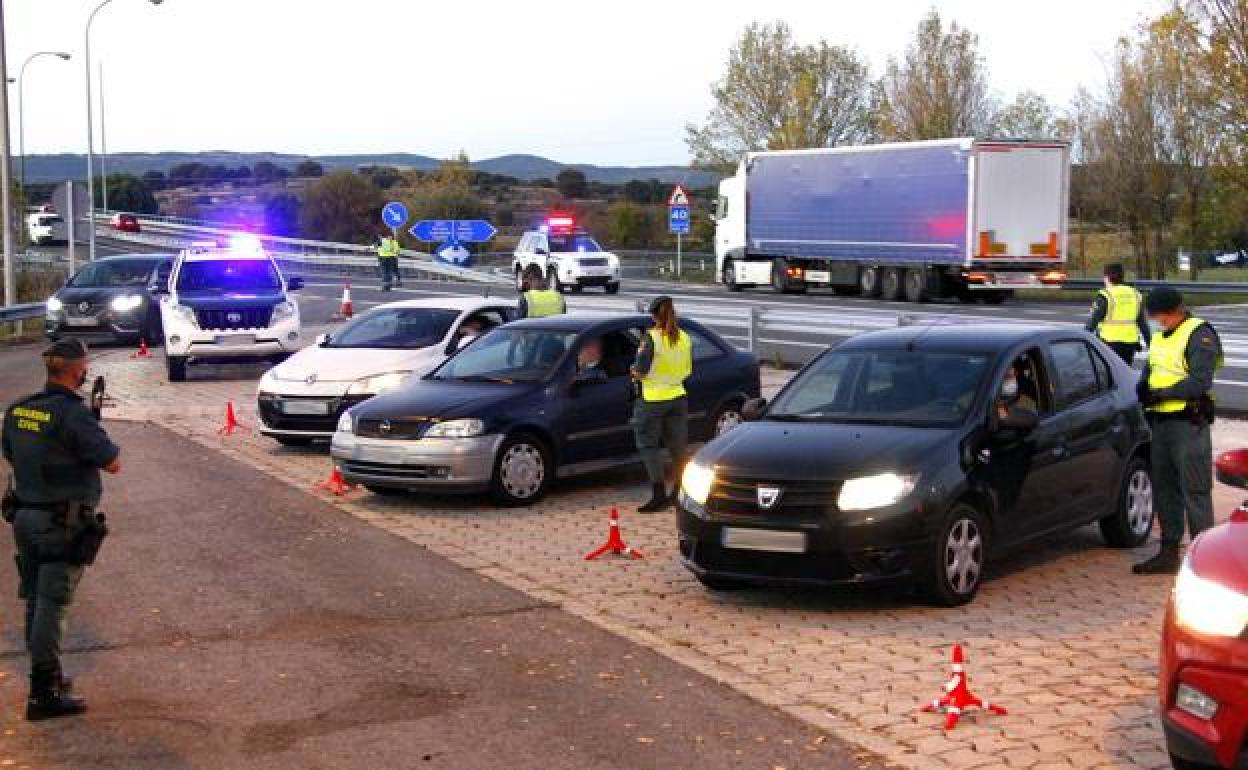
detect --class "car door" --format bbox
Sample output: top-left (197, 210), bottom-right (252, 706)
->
top-left (1047, 339), bottom-right (1120, 521)
top-left (681, 324), bottom-right (735, 438)
top-left (561, 329), bottom-right (639, 466)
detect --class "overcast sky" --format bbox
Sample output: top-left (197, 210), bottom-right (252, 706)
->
top-left (8, 0), bottom-right (1163, 166)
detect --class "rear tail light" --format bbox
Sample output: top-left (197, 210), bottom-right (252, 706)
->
top-left (1047, 231), bottom-right (1060, 258)
top-left (966, 272), bottom-right (989, 284)
top-left (1038, 270), bottom-right (1067, 285)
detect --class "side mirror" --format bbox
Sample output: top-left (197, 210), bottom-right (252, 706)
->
top-left (286, 275), bottom-right (304, 291)
top-left (315, 333), bottom-right (330, 347)
top-left (741, 397), bottom-right (767, 421)
top-left (994, 408), bottom-right (1039, 437)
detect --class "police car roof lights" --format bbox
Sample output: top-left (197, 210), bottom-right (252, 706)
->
top-left (228, 234), bottom-right (264, 255)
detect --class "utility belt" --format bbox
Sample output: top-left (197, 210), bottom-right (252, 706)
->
top-left (1149, 393), bottom-right (1216, 426)
top-left (3, 490), bottom-right (109, 566)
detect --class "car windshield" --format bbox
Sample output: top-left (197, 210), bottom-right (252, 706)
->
top-left (431, 328), bottom-right (577, 383)
top-left (768, 349), bottom-right (990, 427)
top-left (328, 307), bottom-right (459, 350)
top-left (549, 234), bottom-right (601, 253)
top-left (69, 260), bottom-right (157, 288)
top-left (176, 259), bottom-right (281, 292)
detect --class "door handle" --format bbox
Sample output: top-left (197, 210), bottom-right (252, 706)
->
top-left (1109, 424), bottom-right (1126, 435)
top-left (1051, 446), bottom-right (1068, 458)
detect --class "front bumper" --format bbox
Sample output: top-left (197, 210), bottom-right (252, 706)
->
top-left (257, 391), bottom-right (370, 438)
top-left (330, 431), bottom-right (503, 492)
top-left (1161, 616), bottom-right (1248, 769)
top-left (46, 311), bottom-right (146, 340)
top-left (572, 275), bottom-right (619, 288)
top-left (165, 320), bottom-right (301, 358)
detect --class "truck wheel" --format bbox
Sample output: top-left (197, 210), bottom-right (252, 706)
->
top-left (722, 261), bottom-right (742, 292)
top-left (859, 266), bottom-right (882, 297)
top-left (880, 268), bottom-right (903, 301)
top-left (903, 268), bottom-right (929, 303)
top-left (166, 355), bottom-right (187, 383)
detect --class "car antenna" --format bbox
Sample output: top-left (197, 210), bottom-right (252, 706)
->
top-left (901, 310), bottom-right (953, 352)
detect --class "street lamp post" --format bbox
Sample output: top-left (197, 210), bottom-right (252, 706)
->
top-left (85, 0), bottom-right (163, 262)
top-left (18, 52), bottom-right (72, 200)
top-left (0, 0), bottom-right (16, 309)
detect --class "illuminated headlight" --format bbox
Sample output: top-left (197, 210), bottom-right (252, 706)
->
top-left (170, 304), bottom-right (198, 327)
top-left (681, 461), bottom-right (716, 506)
top-left (336, 412), bottom-right (354, 434)
top-left (345, 371), bottom-right (411, 396)
top-left (45, 296), bottom-right (63, 313)
top-left (1175, 683), bottom-right (1219, 721)
top-left (1173, 561), bottom-right (1248, 637)
top-left (110, 294), bottom-right (143, 313)
top-left (837, 473), bottom-right (917, 511)
top-left (271, 301), bottom-right (297, 324)
top-left (424, 418), bottom-right (485, 439)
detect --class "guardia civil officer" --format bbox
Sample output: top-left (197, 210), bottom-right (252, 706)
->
top-left (376, 231), bottom-right (402, 291)
top-left (2, 339), bottom-right (120, 720)
top-left (517, 264), bottom-right (566, 318)
top-left (1133, 287), bottom-right (1223, 575)
top-left (1084, 263), bottom-right (1151, 365)
top-left (631, 296), bottom-right (693, 513)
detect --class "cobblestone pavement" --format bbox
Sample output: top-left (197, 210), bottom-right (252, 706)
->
top-left (91, 350), bottom-right (1245, 770)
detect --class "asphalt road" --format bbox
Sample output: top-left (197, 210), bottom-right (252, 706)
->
top-left (0, 344), bottom-right (872, 769)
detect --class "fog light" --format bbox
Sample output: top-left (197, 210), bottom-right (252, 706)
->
top-left (169, 335), bottom-right (181, 345)
top-left (1176, 683), bottom-right (1219, 721)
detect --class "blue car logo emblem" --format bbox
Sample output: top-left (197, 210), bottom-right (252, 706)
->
top-left (227, 312), bottom-right (242, 324)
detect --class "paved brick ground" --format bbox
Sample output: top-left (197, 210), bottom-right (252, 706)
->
top-left (88, 349), bottom-right (1245, 770)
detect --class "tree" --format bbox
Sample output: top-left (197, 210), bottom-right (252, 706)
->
top-left (622, 179), bottom-right (653, 204)
top-left (874, 11), bottom-right (997, 140)
top-left (98, 174), bottom-right (158, 214)
top-left (359, 165), bottom-right (403, 190)
top-left (253, 161), bottom-right (288, 184)
top-left (686, 21), bottom-right (873, 169)
top-left (141, 170), bottom-right (167, 192)
top-left (167, 162), bottom-right (206, 187)
top-left (555, 169), bottom-right (589, 199)
top-left (299, 171), bottom-right (384, 244)
top-left (1190, 0), bottom-right (1248, 159)
top-left (605, 201), bottom-right (658, 249)
top-left (294, 159), bottom-right (324, 178)
top-left (264, 193), bottom-right (302, 237)
top-left (993, 91), bottom-right (1063, 139)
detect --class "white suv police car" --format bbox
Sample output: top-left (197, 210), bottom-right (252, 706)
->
top-left (512, 215), bottom-right (621, 294)
top-left (155, 238), bottom-right (304, 382)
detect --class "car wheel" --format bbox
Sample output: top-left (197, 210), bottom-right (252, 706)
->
top-left (166, 355), bottom-right (187, 383)
top-left (490, 433), bottom-right (551, 506)
top-left (880, 267), bottom-right (903, 301)
top-left (697, 574), bottom-right (750, 591)
top-left (903, 268), bottom-right (929, 303)
top-left (712, 401), bottom-right (744, 437)
top-left (605, 282), bottom-right (621, 295)
top-left (364, 484), bottom-right (407, 497)
top-left (859, 266), bottom-right (882, 297)
top-left (1168, 753), bottom-right (1215, 770)
top-left (920, 502), bottom-right (987, 607)
top-left (273, 435), bottom-right (315, 447)
top-left (723, 260), bottom-right (742, 292)
top-left (1100, 458), bottom-right (1154, 548)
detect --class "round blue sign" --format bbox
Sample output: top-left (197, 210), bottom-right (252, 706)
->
top-left (382, 201), bottom-right (409, 229)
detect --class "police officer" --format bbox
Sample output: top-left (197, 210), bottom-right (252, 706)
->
top-left (376, 231), bottom-right (402, 291)
top-left (630, 296), bottom-right (693, 513)
top-left (1085, 263), bottom-right (1151, 365)
top-left (2, 339), bottom-right (120, 720)
top-left (1133, 287), bottom-right (1223, 575)
top-left (517, 264), bottom-right (566, 318)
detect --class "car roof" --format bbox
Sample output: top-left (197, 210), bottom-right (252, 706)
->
top-left (506, 312), bottom-right (652, 332)
top-left (836, 323), bottom-right (1071, 353)
top-left (92, 253), bottom-right (173, 263)
top-left (178, 248), bottom-right (270, 262)
top-left (365, 296), bottom-right (508, 313)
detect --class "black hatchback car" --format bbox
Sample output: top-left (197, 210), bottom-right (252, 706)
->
top-left (332, 313), bottom-right (760, 505)
top-left (45, 254), bottom-right (173, 344)
top-left (677, 325), bottom-right (1153, 606)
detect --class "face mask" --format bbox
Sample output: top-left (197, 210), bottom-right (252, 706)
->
top-left (1001, 378), bottom-right (1019, 402)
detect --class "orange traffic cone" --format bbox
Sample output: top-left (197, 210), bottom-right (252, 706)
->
top-left (217, 400), bottom-right (250, 436)
top-left (130, 337), bottom-right (151, 359)
top-left (585, 507), bottom-right (643, 560)
top-left (336, 280), bottom-right (354, 319)
top-left (920, 644), bottom-right (1007, 730)
top-left (314, 465), bottom-right (356, 496)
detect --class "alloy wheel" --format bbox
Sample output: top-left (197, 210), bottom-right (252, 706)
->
top-left (500, 442), bottom-right (545, 499)
top-left (943, 517), bottom-right (983, 596)
top-left (1126, 469), bottom-right (1154, 537)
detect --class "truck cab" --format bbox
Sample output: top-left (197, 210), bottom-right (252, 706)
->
top-left (512, 215), bottom-right (621, 294)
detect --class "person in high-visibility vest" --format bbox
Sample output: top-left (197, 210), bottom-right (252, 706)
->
top-left (517, 265), bottom-right (566, 318)
top-left (1133, 286), bottom-right (1224, 575)
top-left (376, 232), bottom-right (402, 291)
top-left (1084, 263), bottom-right (1151, 365)
top-left (630, 295), bottom-right (693, 512)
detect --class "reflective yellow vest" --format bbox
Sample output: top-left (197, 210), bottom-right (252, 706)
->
top-left (640, 328), bottom-right (692, 402)
top-left (378, 237), bottom-right (400, 258)
top-left (1147, 316), bottom-right (1223, 413)
top-left (1097, 284), bottom-right (1143, 344)
top-left (524, 289), bottom-right (565, 318)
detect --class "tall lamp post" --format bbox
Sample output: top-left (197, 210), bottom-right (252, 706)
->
top-left (19, 52), bottom-right (72, 198)
top-left (0, 0), bottom-right (15, 308)
top-left (85, 0), bottom-right (163, 262)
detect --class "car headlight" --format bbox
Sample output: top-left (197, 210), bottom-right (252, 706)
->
top-left (336, 411), bottom-right (354, 434)
top-left (1173, 561), bottom-right (1248, 637)
top-left (681, 461), bottom-right (716, 506)
top-left (170, 303), bottom-right (198, 327)
top-left (271, 300), bottom-right (297, 324)
top-left (424, 418), bottom-right (485, 439)
top-left (110, 294), bottom-right (143, 313)
top-left (45, 296), bottom-right (63, 313)
top-left (837, 472), bottom-right (917, 511)
top-left (345, 371), bottom-right (411, 396)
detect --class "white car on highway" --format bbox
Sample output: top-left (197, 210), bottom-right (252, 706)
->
top-left (256, 297), bottom-right (516, 446)
top-left (512, 215), bottom-right (621, 294)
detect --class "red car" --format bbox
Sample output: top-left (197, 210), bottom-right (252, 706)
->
top-left (1160, 449), bottom-right (1248, 769)
top-left (111, 213), bottom-right (141, 233)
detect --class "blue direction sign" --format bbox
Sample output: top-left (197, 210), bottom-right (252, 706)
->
top-left (409, 219), bottom-right (497, 243)
top-left (381, 201), bottom-right (409, 229)
top-left (669, 204), bottom-right (691, 235)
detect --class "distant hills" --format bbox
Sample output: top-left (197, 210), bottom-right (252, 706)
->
top-left (21, 151), bottom-right (720, 188)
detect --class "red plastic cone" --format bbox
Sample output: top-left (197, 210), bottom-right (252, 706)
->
top-left (920, 644), bottom-right (1007, 730)
top-left (584, 507), bottom-right (643, 560)
top-left (336, 280), bottom-right (354, 319)
top-left (314, 465), bottom-right (356, 496)
top-left (217, 400), bottom-right (250, 436)
top-left (131, 337), bottom-right (151, 359)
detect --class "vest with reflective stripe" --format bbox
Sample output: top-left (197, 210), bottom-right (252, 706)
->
top-left (640, 328), bottom-right (692, 402)
top-left (1097, 284), bottom-right (1142, 344)
top-left (378, 238), bottom-right (400, 258)
top-left (1147, 316), bottom-right (1222, 413)
top-left (524, 289), bottom-right (564, 318)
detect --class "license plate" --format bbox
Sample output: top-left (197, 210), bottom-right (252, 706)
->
top-left (989, 274), bottom-right (1038, 287)
top-left (281, 400), bottom-right (330, 416)
top-left (721, 527), bottom-right (807, 554)
top-left (804, 270), bottom-right (831, 283)
top-left (64, 316), bottom-right (98, 327)
top-left (215, 334), bottom-right (256, 346)
top-left (358, 445), bottom-right (404, 464)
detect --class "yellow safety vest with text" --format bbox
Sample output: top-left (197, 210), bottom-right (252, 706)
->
top-left (378, 238), bottom-right (400, 258)
top-left (1147, 316), bottom-right (1223, 413)
top-left (524, 289), bottom-right (565, 318)
top-left (1097, 285), bottom-right (1142, 344)
top-left (640, 328), bottom-right (692, 402)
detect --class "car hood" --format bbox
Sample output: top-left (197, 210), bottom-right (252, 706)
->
top-left (696, 420), bottom-right (953, 481)
top-left (1189, 519), bottom-right (1248, 594)
top-left (55, 286), bottom-right (146, 305)
top-left (175, 290), bottom-right (285, 310)
top-left (349, 379), bottom-right (533, 421)
top-left (270, 345), bottom-right (442, 384)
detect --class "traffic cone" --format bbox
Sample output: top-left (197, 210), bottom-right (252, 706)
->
top-left (130, 337), bottom-right (151, 359)
top-left (919, 644), bottom-right (1007, 730)
top-left (335, 280), bottom-right (354, 320)
top-left (314, 465), bottom-right (355, 496)
top-left (216, 400), bottom-right (250, 436)
top-left (584, 507), bottom-right (643, 560)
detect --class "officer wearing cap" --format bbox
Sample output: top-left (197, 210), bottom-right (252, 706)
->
top-left (630, 296), bottom-right (693, 512)
top-left (2, 338), bottom-right (121, 719)
top-left (1133, 287), bottom-right (1223, 575)
top-left (517, 264), bottom-right (566, 319)
top-left (1085, 263), bottom-right (1151, 365)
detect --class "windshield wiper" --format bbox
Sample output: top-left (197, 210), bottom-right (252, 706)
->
top-left (766, 413), bottom-right (817, 422)
top-left (452, 375), bottom-right (515, 384)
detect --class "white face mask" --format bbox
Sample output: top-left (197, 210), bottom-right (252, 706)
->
top-left (1001, 377), bottom-right (1019, 402)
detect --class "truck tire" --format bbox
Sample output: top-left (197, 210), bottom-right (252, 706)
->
top-left (880, 268), bottom-right (903, 301)
top-left (722, 261), bottom-right (743, 292)
top-left (983, 290), bottom-right (1013, 305)
top-left (772, 259), bottom-right (805, 294)
top-left (859, 266), bottom-right (882, 297)
top-left (903, 268), bottom-right (929, 303)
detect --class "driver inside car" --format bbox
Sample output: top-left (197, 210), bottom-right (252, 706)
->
top-left (997, 357), bottom-right (1039, 426)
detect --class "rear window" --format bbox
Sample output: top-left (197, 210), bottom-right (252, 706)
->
top-left (1050, 341), bottom-right (1103, 407)
top-left (549, 234), bottom-right (601, 253)
top-left (69, 260), bottom-right (157, 288)
top-left (328, 308), bottom-right (459, 349)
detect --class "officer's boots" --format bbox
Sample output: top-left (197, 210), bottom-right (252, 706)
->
top-left (1132, 543), bottom-right (1182, 575)
top-left (638, 483), bottom-right (670, 513)
top-left (26, 664), bottom-right (86, 721)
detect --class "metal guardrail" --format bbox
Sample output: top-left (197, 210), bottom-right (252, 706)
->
top-left (1061, 278), bottom-right (1248, 294)
top-left (0, 303), bottom-right (44, 323)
